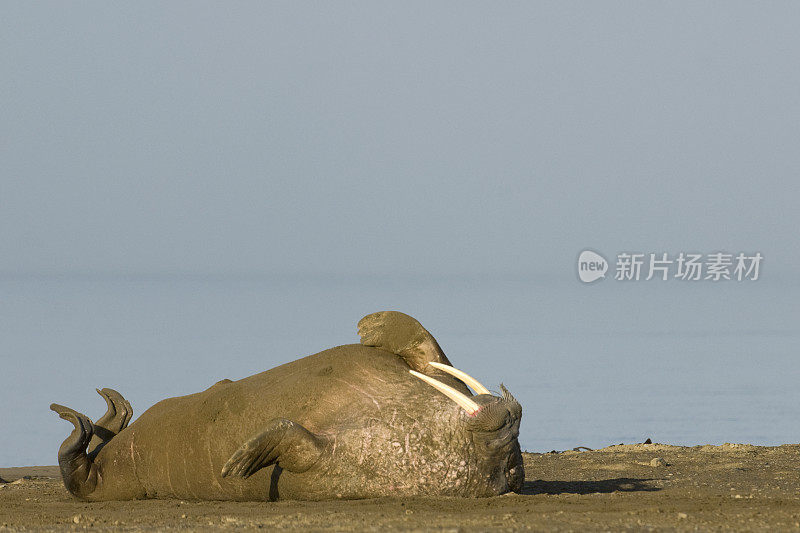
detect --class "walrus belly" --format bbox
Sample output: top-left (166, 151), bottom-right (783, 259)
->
top-left (94, 345), bottom-right (409, 500)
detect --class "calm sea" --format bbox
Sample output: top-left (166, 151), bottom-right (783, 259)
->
top-left (1, 275), bottom-right (798, 466)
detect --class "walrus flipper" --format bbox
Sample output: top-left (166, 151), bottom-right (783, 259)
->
top-left (358, 311), bottom-right (453, 372)
top-left (50, 403), bottom-right (98, 500)
top-left (221, 418), bottom-right (326, 478)
top-left (88, 388), bottom-right (133, 458)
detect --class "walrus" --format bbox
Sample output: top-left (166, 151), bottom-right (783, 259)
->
top-left (51, 311), bottom-right (524, 501)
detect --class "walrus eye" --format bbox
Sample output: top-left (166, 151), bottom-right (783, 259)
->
top-left (409, 370), bottom-right (480, 415)
top-left (427, 362), bottom-right (491, 395)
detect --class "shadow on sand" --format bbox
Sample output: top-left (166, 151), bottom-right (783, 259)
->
top-left (522, 478), bottom-right (661, 495)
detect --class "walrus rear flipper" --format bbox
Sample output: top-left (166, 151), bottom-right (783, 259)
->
top-left (221, 418), bottom-right (326, 478)
top-left (49, 404), bottom-right (98, 500)
top-left (87, 388), bottom-right (132, 459)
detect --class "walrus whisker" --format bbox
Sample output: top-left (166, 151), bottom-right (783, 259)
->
top-left (409, 370), bottom-right (480, 414)
top-left (428, 362), bottom-right (491, 395)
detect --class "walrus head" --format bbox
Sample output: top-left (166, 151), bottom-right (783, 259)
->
top-left (412, 362), bottom-right (524, 494)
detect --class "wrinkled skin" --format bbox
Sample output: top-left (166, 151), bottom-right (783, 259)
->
top-left (51, 312), bottom-right (524, 501)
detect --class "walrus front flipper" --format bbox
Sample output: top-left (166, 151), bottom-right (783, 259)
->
top-left (358, 311), bottom-right (453, 372)
top-left (221, 419), bottom-right (326, 478)
top-left (88, 388), bottom-right (133, 459)
top-left (50, 403), bottom-right (98, 500)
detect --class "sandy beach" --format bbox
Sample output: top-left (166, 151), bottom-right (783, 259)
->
top-left (2, 443), bottom-right (799, 531)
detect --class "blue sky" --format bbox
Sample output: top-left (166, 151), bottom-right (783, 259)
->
top-left (2, 2), bottom-right (798, 279)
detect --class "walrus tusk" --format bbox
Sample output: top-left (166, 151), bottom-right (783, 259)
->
top-left (427, 362), bottom-right (491, 395)
top-left (409, 370), bottom-right (480, 414)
